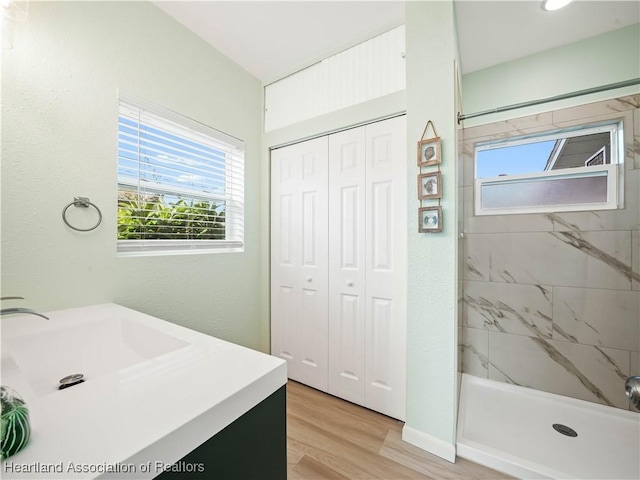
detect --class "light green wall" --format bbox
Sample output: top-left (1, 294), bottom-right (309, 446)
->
top-left (404, 0), bottom-right (459, 452)
top-left (462, 23), bottom-right (640, 126)
top-left (1, 1), bottom-right (266, 350)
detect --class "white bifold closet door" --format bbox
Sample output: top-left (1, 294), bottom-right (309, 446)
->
top-left (328, 116), bottom-right (406, 420)
top-left (270, 116), bottom-right (406, 420)
top-left (270, 136), bottom-right (329, 392)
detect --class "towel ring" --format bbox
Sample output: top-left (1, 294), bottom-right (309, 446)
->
top-left (62, 196), bottom-right (102, 232)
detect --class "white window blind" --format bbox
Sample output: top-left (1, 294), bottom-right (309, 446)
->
top-left (117, 93), bottom-right (244, 255)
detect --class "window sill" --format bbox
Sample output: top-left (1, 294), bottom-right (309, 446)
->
top-left (117, 240), bottom-right (243, 257)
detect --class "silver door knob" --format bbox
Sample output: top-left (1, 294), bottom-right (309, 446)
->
top-left (306, 276), bottom-right (312, 282)
top-left (346, 281), bottom-right (354, 287)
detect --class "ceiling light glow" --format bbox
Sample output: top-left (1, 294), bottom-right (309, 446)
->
top-left (542, 0), bottom-right (573, 11)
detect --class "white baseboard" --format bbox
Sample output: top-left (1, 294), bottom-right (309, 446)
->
top-left (402, 425), bottom-right (456, 463)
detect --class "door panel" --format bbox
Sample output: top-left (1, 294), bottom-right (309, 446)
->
top-left (271, 137), bottom-right (328, 391)
top-left (278, 194), bottom-right (294, 266)
top-left (302, 191), bottom-right (319, 266)
top-left (328, 127), bottom-right (366, 404)
top-left (370, 181), bottom-right (393, 271)
top-left (300, 287), bottom-right (325, 382)
top-left (365, 117), bottom-right (406, 420)
top-left (340, 186), bottom-right (359, 269)
top-left (368, 296), bottom-right (393, 390)
top-left (338, 294), bottom-right (361, 382)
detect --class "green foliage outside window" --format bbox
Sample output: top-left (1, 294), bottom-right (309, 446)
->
top-left (117, 194), bottom-right (225, 240)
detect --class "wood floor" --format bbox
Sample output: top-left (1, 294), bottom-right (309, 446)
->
top-left (286, 381), bottom-right (514, 480)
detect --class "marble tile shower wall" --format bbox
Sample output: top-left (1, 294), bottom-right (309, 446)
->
top-left (459, 95), bottom-right (640, 410)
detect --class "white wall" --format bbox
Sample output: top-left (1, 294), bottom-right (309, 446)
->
top-left (1, 2), bottom-right (266, 350)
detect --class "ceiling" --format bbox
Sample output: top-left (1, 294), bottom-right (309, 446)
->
top-left (455, 1), bottom-right (639, 74)
top-left (154, 1), bottom-right (640, 82)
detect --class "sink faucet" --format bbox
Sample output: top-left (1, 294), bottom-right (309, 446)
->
top-left (0, 297), bottom-right (49, 320)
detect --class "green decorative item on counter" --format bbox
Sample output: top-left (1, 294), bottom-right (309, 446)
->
top-left (1, 386), bottom-right (31, 459)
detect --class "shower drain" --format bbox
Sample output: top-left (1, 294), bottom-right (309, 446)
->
top-left (552, 423), bottom-right (578, 437)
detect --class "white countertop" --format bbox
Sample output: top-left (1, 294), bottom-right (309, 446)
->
top-left (0, 303), bottom-right (287, 479)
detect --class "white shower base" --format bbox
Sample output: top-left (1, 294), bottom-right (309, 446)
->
top-left (456, 374), bottom-right (640, 479)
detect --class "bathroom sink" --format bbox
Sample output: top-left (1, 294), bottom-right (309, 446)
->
top-left (0, 303), bottom-right (287, 479)
top-left (2, 307), bottom-right (188, 396)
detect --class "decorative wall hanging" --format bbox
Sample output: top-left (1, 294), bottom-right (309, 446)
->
top-left (417, 120), bottom-right (441, 166)
top-left (418, 171), bottom-right (442, 200)
top-left (418, 206), bottom-right (442, 233)
top-left (417, 120), bottom-right (443, 233)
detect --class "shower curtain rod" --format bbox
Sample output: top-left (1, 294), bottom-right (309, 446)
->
top-left (457, 78), bottom-right (640, 124)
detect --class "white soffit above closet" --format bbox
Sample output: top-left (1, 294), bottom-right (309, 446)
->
top-left (154, 1), bottom-right (639, 81)
top-left (264, 26), bottom-right (406, 131)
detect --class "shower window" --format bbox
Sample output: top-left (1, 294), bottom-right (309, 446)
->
top-left (474, 122), bottom-right (623, 215)
top-left (117, 93), bottom-right (244, 256)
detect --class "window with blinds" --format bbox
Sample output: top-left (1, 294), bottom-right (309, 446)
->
top-left (117, 93), bottom-right (244, 255)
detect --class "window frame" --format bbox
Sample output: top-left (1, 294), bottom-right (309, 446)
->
top-left (473, 121), bottom-right (624, 216)
top-left (117, 92), bottom-right (245, 256)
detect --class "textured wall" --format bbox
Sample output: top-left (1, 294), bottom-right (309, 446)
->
top-left (460, 96), bottom-right (640, 410)
top-left (405, 0), bottom-right (459, 455)
top-left (1, 2), bottom-right (265, 350)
